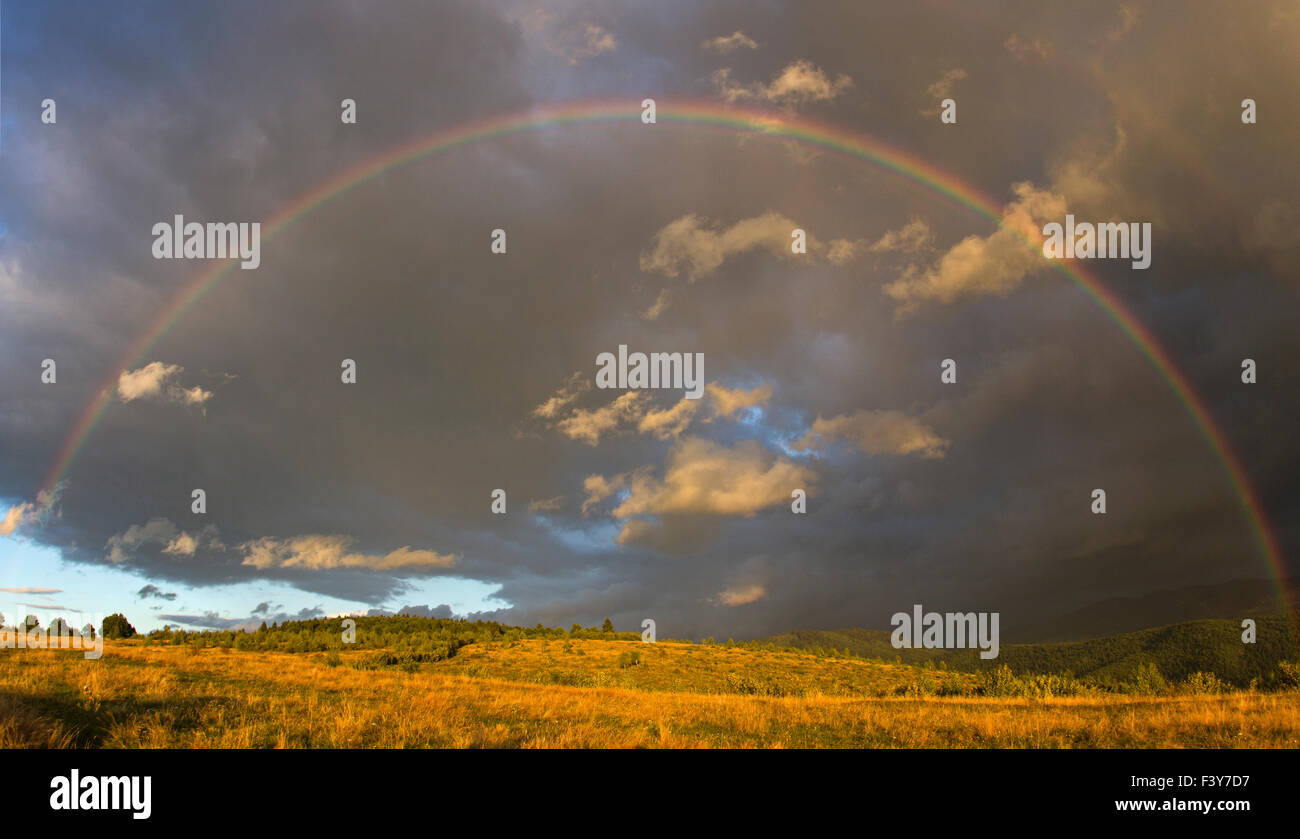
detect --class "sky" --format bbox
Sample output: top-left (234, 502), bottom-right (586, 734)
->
top-left (2, 0), bottom-right (1298, 638)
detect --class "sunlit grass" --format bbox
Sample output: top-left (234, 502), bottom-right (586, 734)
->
top-left (2, 640), bottom-right (1297, 748)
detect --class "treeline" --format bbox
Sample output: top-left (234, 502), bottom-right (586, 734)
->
top-left (0, 612), bottom-right (137, 639)
top-left (141, 615), bottom-right (642, 653)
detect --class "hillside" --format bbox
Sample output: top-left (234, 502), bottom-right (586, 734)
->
top-left (760, 614), bottom-right (1300, 688)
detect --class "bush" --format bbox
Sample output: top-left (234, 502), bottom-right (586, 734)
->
top-left (616, 649), bottom-right (642, 668)
top-left (979, 664), bottom-right (1021, 697)
top-left (1182, 671), bottom-right (1228, 695)
top-left (101, 613), bottom-right (137, 639)
top-left (1278, 660), bottom-right (1300, 688)
top-left (1130, 662), bottom-right (1168, 695)
top-left (722, 673), bottom-right (796, 697)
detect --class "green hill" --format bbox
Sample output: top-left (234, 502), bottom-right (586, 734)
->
top-left (760, 615), bottom-right (1300, 688)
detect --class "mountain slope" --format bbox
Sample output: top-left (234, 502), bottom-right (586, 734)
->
top-left (760, 615), bottom-right (1299, 687)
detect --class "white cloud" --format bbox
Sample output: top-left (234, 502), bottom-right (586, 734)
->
top-left (532, 371), bottom-right (590, 420)
top-left (239, 534), bottom-right (456, 571)
top-left (162, 531), bottom-right (198, 557)
top-left (637, 397), bottom-right (701, 440)
top-left (702, 31), bottom-right (758, 53)
top-left (556, 390), bottom-right (647, 445)
top-left (535, 377), bottom-right (774, 445)
top-left (105, 518), bottom-right (218, 563)
top-left (639, 211), bottom-right (808, 280)
top-left (926, 68), bottom-right (967, 100)
top-left (794, 409), bottom-right (949, 459)
top-left (883, 182), bottom-right (1064, 312)
top-left (826, 238), bottom-right (866, 265)
top-left (869, 218), bottom-right (934, 254)
top-left (712, 59), bottom-right (852, 106)
top-left (116, 361), bottom-right (213, 408)
top-left (105, 517), bottom-right (178, 563)
top-left (611, 437), bottom-right (815, 519)
top-left (582, 473), bottom-right (627, 515)
top-left (714, 583), bottom-right (767, 607)
top-left (0, 483), bottom-right (65, 537)
top-left (706, 382), bottom-right (772, 419)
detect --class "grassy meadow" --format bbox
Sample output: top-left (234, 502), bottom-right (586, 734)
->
top-left (3, 636), bottom-right (1299, 748)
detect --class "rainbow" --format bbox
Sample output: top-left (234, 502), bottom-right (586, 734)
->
top-left (38, 98), bottom-right (1292, 621)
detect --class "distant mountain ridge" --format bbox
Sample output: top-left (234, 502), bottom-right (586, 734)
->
top-left (759, 614), bottom-right (1299, 688)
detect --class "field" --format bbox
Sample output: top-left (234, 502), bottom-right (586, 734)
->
top-left (3, 638), bottom-right (1299, 748)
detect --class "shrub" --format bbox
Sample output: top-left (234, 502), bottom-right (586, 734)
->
top-left (1182, 671), bottom-right (1228, 695)
top-left (616, 649), bottom-right (642, 668)
top-left (722, 673), bottom-right (796, 697)
top-left (979, 664), bottom-right (1021, 697)
top-left (101, 613), bottom-right (137, 640)
top-left (1130, 662), bottom-right (1168, 695)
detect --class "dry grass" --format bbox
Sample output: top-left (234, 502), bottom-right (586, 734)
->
top-left (2, 640), bottom-right (1298, 748)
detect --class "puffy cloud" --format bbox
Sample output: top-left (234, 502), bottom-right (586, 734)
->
top-left (610, 437), bottom-right (814, 519)
top-left (532, 371), bottom-right (590, 420)
top-left (137, 584), bottom-right (177, 601)
top-left (702, 31), bottom-right (758, 53)
top-left (794, 409), bottom-right (949, 459)
top-left (116, 361), bottom-right (213, 408)
top-left (582, 473), bottom-right (626, 515)
top-left (923, 68), bottom-right (967, 114)
top-left (239, 534), bottom-right (456, 571)
top-left (883, 182), bottom-right (1064, 312)
top-left (826, 238), bottom-right (866, 265)
top-left (869, 218), bottom-right (934, 254)
top-left (637, 397), bottom-right (701, 440)
top-left (105, 517), bottom-right (180, 563)
top-left (712, 59), bottom-right (853, 106)
top-left (556, 390), bottom-right (646, 445)
top-left (640, 212), bottom-right (872, 280)
top-left (640, 211), bottom-right (807, 281)
top-left (714, 583), bottom-right (767, 607)
top-left (163, 531), bottom-right (198, 557)
top-left (535, 378), bottom-right (772, 446)
top-left (706, 382), bottom-right (772, 419)
top-left (0, 483), bottom-right (64, 537)
top-left (104, 519), bottom-right (217, 563)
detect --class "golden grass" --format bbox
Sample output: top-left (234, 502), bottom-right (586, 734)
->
top-left (2, 640), bottom-right (1298, 748)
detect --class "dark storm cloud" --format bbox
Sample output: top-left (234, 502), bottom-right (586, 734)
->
top-left (159, 605), bottom-right (325, 631)
top-left (137, 584), bottom-right (177, 601)
top-left (2, 1), bottom-right (1297, 640)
